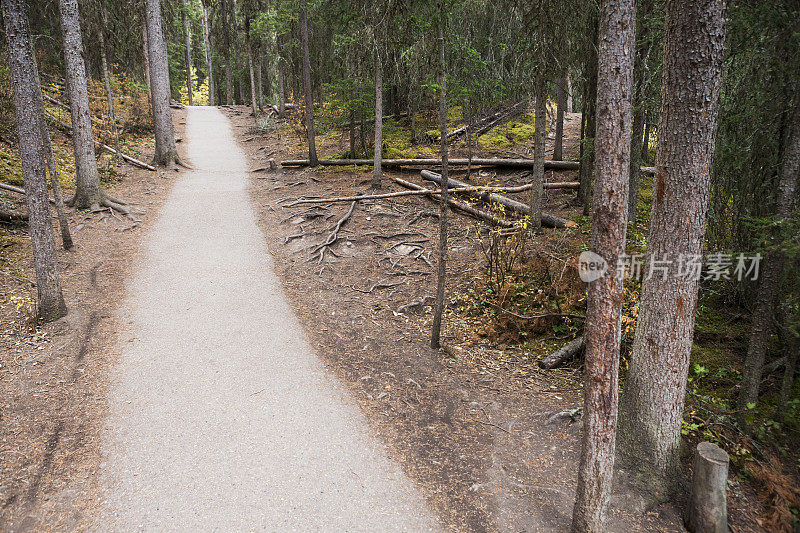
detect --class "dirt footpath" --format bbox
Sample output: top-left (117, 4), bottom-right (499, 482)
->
top-left (230, 105), bottom-right (691, 532)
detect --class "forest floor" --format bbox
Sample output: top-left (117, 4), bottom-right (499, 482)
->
top-left (226, 104), bottom-right (769, 532)
top-left (0, 102), bottom-right (773, 531)
top-left (0, 109), bottom-right (187, 530)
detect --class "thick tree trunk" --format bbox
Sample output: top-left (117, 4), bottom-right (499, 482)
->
top-left (299, 8), bottom-right (317, 166)
top-left (618, 0), bottom-right (727, 496)
top-left (570, 1), bottom-right (635, 531)
top-left (530, 76), bottom-right (546, 233)
top-left (3, 0), bottom-right (67, 321)
top-left (737, 90), bottom-right (800, 420)
top-left (431, 14), bottom-right (448, 350)
top-left (554, 72), bottom-right (566, 161)
top-left (182, 0), bottom-right (193, 106)
top-left (201, 2), bottom-right (214, 106)
top-left (372, 42), bottom-right (383, 188)
top-left (145, 0), bottom-right (179, 166)
top-left (58, 0), bottom-right (102, 209)
top-left (99, 2), bottom-right (121, 165)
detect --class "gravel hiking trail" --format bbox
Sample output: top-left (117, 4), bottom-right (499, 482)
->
top-left (96, 106), bottom-right (439, 531)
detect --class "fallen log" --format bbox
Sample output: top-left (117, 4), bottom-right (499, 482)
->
top-left (281, 157), bottom-right (581, 170)
top-left (392, 177), bottom-right (514, 228)
top-left (421, 170), bottom-right (575, 228)
top-left (444, 101), bottom-right (527, 140)
top-left (0, 209), bottom-right (27, 223)
top-left (281, 158), bottom-right (655, 175)
top-left (538, 336), bottom-right (585, 369)
top-left (0, 182), bottom-right (25, 196)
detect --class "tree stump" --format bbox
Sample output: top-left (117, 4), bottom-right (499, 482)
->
top-left (685, 441), bottom-right (729, 533)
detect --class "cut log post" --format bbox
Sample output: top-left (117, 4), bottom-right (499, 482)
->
top-left (539, 337), bottom-right (585, 369)
top-left (392, 176), bottom-right (514, 228)
top-left (685, 442), bottom-right (729, 533)
top-left (420, 170), bottom-right (575, 228)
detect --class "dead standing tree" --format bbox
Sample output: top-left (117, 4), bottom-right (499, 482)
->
top-left (2, 0), bottom-right (68, 321)
top-left (571, 0), bottom-right (635, 530)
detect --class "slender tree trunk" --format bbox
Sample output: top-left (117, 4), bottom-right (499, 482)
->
top-left (247, 38), bottom-right (258, 117)
top-left (145, 0), bottom-right (179, 166)
top-left (641, 113), bottom-right (651, 163)
top-left (223, 0), bottom-right (232, 105)
top-left (201, 1), bottom-right (214, 105)
top-left (2, 0), bottom-right (67, 321)
top-left (182, 0), bottom-right (193, 106)
top-left (618, 0), bottom-right (727, 495)
top-left (554, 72), bottom-right (566, 161)
top-left (430, 11), bottom-right (448, 350)
top-left (579, 27), bottom-right (598, 217)
top-left (372, 40), bottom-right (383, 188)
top-left (33, 55), bottom-right (72, 250)
top-left (299, 7), bottom-right (317, 165)
top-left (530, 75), bottom-right (546, 233)
top-left (277, 58), bottom-right (285, 117)
top-left (99, 1), bottom-right (121, 165)
top-left (58, 0), bottom-right (102, 209)
top-left (256, 57), bottom-right (264, 111)
top-left (142, 12), bottom-right (150, 97)
top-left (466, 122), bottom-right (473, 179)
top-left (566, 72), bottom-right (573, 113)
top-left (627, 0), bottom-right (652, 225)
top-left (571, 1), bottom-right (635, 531)
top-left (737, 90), bottom-right (800, 419)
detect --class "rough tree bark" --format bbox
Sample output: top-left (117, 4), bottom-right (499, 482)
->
top-left (617, 0), bottom-right (727, 496)
top-left (144, 0), bottom-right (179, 166)
top-left (182, 0), bottom-right (193, 106)
top-left (737, 89), bottom-right (800, 420)
top-left (571, 0), bottom-right (635, 531)
top-left (372, 39), bottom-right (383, 188)
top-left (99, 1), bottom-right (121, 165)
top-left (430, 10), bottom-right (449, 350)
top-left (299, 7), bottom-right (317, 166)
top-left (201, 0), bottom-right (215, 105)
top-left (554, 72), bottom-right (566, 161)
top-left (58, 0), bottom-right (103, 209)
top-left (530, 76), bottom-right (546, 233)
top-left (2, 0), bottom-right (68, 321)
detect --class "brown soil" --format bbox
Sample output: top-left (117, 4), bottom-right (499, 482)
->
top-left (0, 109), bottom-right (186, 531)
top-left (228, 105), bottom-right (719, 532)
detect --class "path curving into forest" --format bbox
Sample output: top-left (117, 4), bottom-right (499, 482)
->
top-left (97, 106), bottom-right (439, 531)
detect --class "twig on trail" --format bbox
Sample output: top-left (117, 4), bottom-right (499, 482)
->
top-left (408, 210), bottom-right (439, 226)
top-left (352, 278), bottom-right (406, 294)
top-left (482, 300), bottom-right (585, 321)
top-left (396, 295), bottom-right (435, 314)
top-left (310, 200), bottom-right (358, 263)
